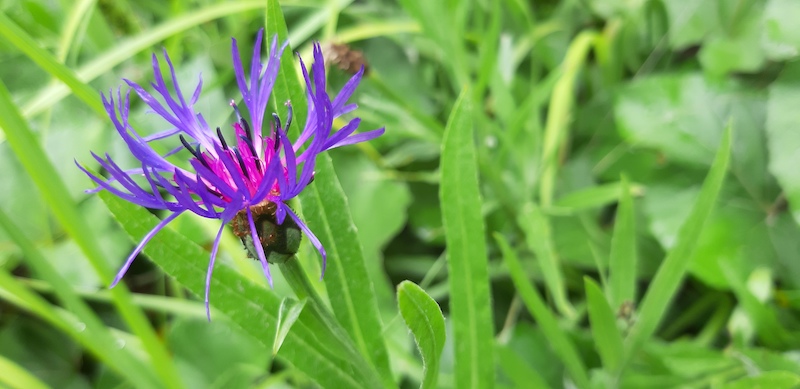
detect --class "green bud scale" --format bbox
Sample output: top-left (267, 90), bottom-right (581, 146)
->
top-left (230, 201), bottom-right (301, 264)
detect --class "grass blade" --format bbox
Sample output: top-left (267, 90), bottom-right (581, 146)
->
top-left (496, 346), bottom-right (552, 389)
top-left (0, 80), bottom-right (183, 389)
top-left (22, 1), bottom-right (266, 118)
top-left (440, 92), bottom-right (496, 388)
top-left (518, 202), bottom-right (575, 318)
top-left (0, 12), bottom-right (104, 115)
top-left (0, 354), bottom-right (50, 389)
top-left (0, 270), bottom-right (156, 388)
top-left (623, 123), bottom-right (733, 364)
top-left (397, 281), bottom-right (446, 389)
top-left (585, 277), bottom-right (624, 373)
top-left (608, 176), bottom-right (637, 308)
top-left (553, 180), bottom-right (643, 212)
top-left (495, 234), bottom-right (590, 388)
top-left (0, 208), bottom-right (159, 387)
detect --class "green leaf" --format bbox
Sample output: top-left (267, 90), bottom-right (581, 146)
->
top-left (698, 2), bottom-right (766, 74)
top-left (167, 318), bottom-right (270, 387)
top-left (585, 277), bottom-right (624, 373)
top-left (0, 354), bottom-right (50, 389)
top-left (333, 151), bottom-right (412, 308)
top-left (623, 123), bottom-right (732, 365)
top-left (495, 234), bottom-right (590, 389)
top-left (495, 346), bottom-right (552, 389)
top-left (265, 3), bottom-right (392, 384)
top-left (100, 193), bottom-right (381, 389)
top-left (721, 264), bottom-right (797, 348)
top-left (518, 202), bottom-right (574, 318)
top-left (397, 281), bottom-right (446, 389)
top-left (265, 0), bottom-right (308, 133)
top-left (608, 176), bottom-right (637, 308)
top-left (553, 180), bottom-right (643, 212)
top-left (0, 271), bottom-right (158, 388)
top-left (615, 73), bottom-right (768, 194)
top-left (539, 31), bottom-right (597, 206)
top-left (273, 297), bottom-right (307, 356)
top-left (0, 208), bottom-right (159, 387)
top-left (763, 0), bottom-right (800, 60)
top-left (439, 91), bottom-right (496, 388)
top-left (0, 12), bottom-right (104, 115)
top-left (767, 61), bottom-right (800, 225)
top-left (22, 0), bottom-right (265, 118)
top-left (721, 371), bottom-right (800, 389)
top-left (395, 0), bottom-right (469, 86)
top-left (298, 155), bottom-right (395, 387)
top-left (662, 0), bottom-right (720, 49)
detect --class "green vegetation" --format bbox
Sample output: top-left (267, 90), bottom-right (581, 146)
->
top-left (1, 0), bottom-right (799, 388)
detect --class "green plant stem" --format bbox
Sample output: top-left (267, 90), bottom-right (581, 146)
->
top-left (278, 258), bottom-right (389, 388)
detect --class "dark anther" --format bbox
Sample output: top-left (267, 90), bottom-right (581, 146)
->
top-left (180, 135), bottom-right (210, 168)
top-left (272, 113), bottom-right (283, 152)
top-left (216, 127), bottom-right (229, 150)
top-left (285, 104), bottom-right (293, 132)
top-left (233, 148), bottom-right (250, 179)
top-left (241, 118), bottom-right (253, 142)
top-left (272, 113), bottom-right (282, 132)
top-left (239, 135), bottom-right (261, 172)
top-left (273, 127), bottom-right (281, 151)
top-left (179, 135), bottom-right (195, 155)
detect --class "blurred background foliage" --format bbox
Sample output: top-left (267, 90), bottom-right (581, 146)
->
top-left (0, 0), bottom-right (800, 388)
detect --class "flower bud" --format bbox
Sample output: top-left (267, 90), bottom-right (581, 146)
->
top-left (231, 202), bottom-right (301, 264)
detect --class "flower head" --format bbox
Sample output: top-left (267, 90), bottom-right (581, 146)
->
top-left (78, 29), bottom-right (383, 319)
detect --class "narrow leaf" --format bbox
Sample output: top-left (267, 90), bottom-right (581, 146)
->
top-left (608, 176), bottom-right (637, 308)
top-left (623, 123), bottom-right (732, 363)
top-left (397, 281), bottom-right (446, 389)
top-left (495, 234), bottom-right (590, 388)
top-left (273, 297), bottom-right (307, 356)
top-left (539, 31), bottom-right (597, 206)
top-left (299, 154), bottom-right (395, 386)
top-left (553, 181), bottom-right (643, 212)
top-left (23, 1), bottom-right (265, 117)
top-left (0, 208), bottom-right (159, 387)
top-left (265, 3), bottom-right (392, 384)
top-left (0, 12), bottom-right (104, 115)
top-left (0, 354), bottom-right (49, 389)
top-left (265, 0), bottom-right (308, 132)
top-left (495, 346), bottom-right (552, 389)
top-left (721, 371), bottom-right (800, 389)
top-left (0, 271), bottom-right (159, 388)
top-left (440, 91), bottom-right (496, 388)
top-left (585, 277), bottom-right (624, 373)
top-left (518, 201), bottom-right (575, 318)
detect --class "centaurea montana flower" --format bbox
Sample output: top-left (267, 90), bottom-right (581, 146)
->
top-left (77, 29), bottom-right (383, 319)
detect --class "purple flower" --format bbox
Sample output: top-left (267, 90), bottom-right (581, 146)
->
top-left (78, 29), bottom-right (383, 319)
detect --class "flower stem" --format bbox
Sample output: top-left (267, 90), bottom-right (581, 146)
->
top-left (278, 256), bottom-right (327, 307)
top-left (278, 257), bottom-right (387, 388)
